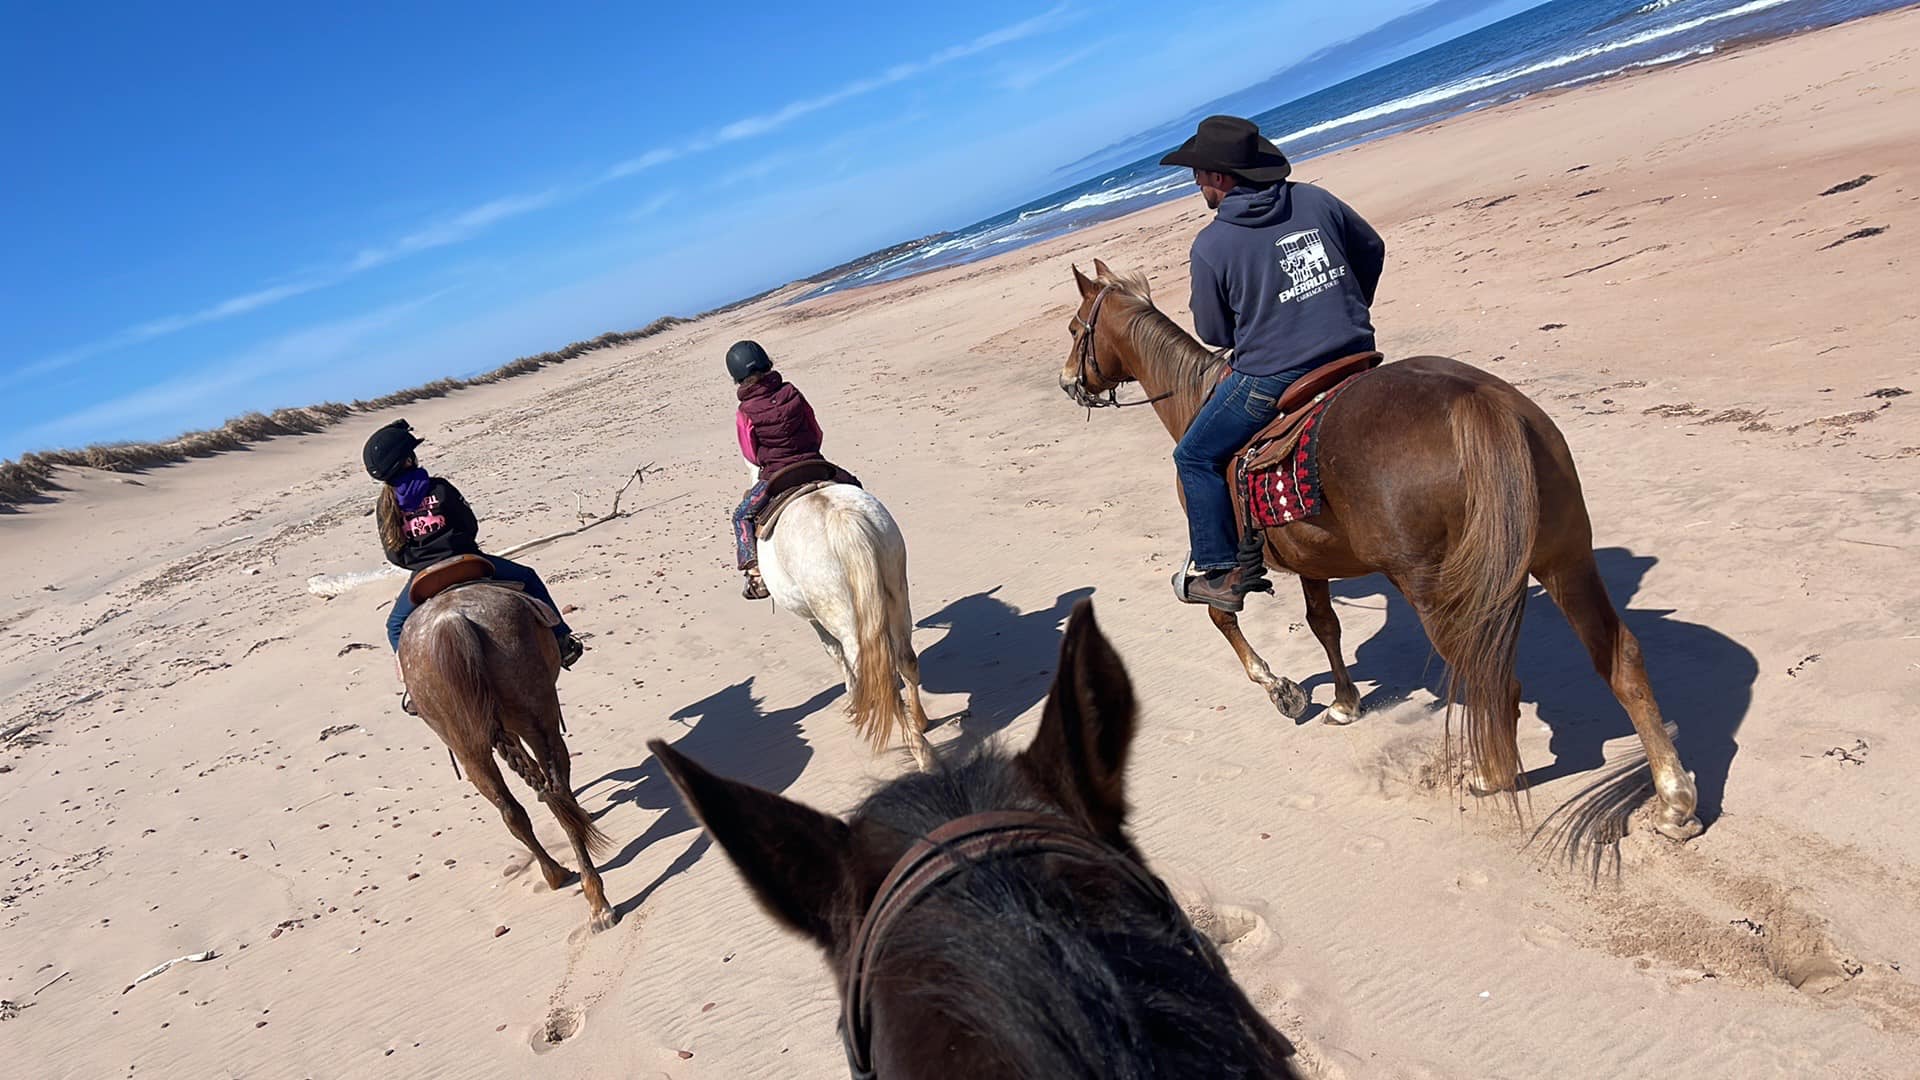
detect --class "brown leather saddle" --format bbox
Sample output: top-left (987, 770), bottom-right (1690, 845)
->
top-left (1239, 351), bottom-right (1382, 472)
top-left (408, 555), bottom-right (561, 627)
top-left (409, 554), bottom-right (496, 604)
top-left (755, 459), bottom-right (862, 540)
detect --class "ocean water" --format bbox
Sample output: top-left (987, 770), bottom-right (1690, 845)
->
top-left (803, 0), bottom-right (1909, 299)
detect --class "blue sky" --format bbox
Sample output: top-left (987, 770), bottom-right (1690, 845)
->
top-left (2, 1), bottom-right (1520, 459)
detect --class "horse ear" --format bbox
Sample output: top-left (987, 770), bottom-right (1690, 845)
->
top-left (650, 739), bottom-right (852, 948)
top-left (1019, 600), bottom-right (1137, 843)
top-left (1072, 263), bottom-right (1098, 299)
top-left (1092, 257), bottom-right (1113, 280)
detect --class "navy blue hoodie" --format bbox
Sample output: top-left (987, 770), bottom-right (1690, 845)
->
top-left (1189, 181), bottom-right (1385, 377)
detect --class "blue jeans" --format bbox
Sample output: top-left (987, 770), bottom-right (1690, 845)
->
top-left (733, 480), bottom-right (769, 569)
top-left (386, 555), bottom-right (572, 650)
top-left (1173, 368), bottom-right (1304, 569)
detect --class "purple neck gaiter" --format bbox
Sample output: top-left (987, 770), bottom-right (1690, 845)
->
top-left (392, 467), bottom-right (432, 511)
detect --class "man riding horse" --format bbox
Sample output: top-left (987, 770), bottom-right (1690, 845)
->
top-left (1159, 115), bottom-right (1386, 611)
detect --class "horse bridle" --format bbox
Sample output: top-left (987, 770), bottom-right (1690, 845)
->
top-left (1069, 284), bottom-right (1173, 414)
top-left (838, 810), bottom-right (1211, 1079)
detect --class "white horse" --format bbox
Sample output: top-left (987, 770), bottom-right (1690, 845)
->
top-left (758, 482), bottom-right (935, 770)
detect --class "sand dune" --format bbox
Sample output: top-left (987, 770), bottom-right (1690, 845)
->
top-left (4, 8), bottom-right (1919, 1077)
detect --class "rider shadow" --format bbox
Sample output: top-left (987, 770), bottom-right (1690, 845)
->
top-left (914, 585), bottom-right (1096, 755)
top-left (1307, 547), bottom-right (1754, 825)
top-left (578, 677), bottom-right (830, 917)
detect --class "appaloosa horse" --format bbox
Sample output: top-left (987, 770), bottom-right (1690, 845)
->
top-left (399, 564), bottom-right (615, 929)
top-left (1057, 260), bottom-right (1701, 841)
top-left (652, 601), bottom-right (1300, 1079)
top-left (758, 479), bottom-right (937, 771)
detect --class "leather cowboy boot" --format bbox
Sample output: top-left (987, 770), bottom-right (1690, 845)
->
top-left (1172, 564), bottom-right (1268, 612)
top-left (742, 565), bottom-right (769, 600)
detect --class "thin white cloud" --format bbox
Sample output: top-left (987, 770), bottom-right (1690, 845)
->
top-left (622, 190), bottom-right (678, 222)
top-left (605, 145), bottom-right (692, 181)
top-left (997, 40), bottom-right (1106, 92)
top-left (716, 4), bottom-right (1075, 142)
top-left (348, 188), bottom-right (568, 271)
top-left (19, 291), bottom-right (451, 447)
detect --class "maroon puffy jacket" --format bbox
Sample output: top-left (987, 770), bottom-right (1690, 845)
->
top-left (736, 371), bottom-right (824, 475)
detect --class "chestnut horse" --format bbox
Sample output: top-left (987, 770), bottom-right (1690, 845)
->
top-left (652, 601), bottom-right (1300, 1078)
top-left (400, 581), bottom-right (615, 929)
top-left (1058, 261), bottom-right (1701, 841)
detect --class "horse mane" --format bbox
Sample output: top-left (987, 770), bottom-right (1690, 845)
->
top-left (852, 752), bottom-right (1294, 1079)
top-left (1095, 270), bottom-right (1229, 428)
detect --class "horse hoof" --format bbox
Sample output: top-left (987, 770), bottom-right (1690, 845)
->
top-left (1321, 703), bottom-right (1361, 727)
top-left (1467, 777), bottom-right (1515, 798)
top-left (1652, 811), bottom-right (1704, 842)
top-left (1268, 679), bottom-right (1308, 719)
top-left (589, 908), bottom-right (619, 934)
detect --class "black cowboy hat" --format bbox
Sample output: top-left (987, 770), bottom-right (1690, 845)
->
top-left (1159, 115), bottom-right (1292, 184)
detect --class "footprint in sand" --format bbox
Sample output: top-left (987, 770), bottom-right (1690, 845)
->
top-left (1281, 792), bottom-right (1323, 812)
top-left (1160, 728), bottom-right (1203, 746)
top-left (1344, 834), bottom-right (1389, 855)
top-left (1184, 901), bottom-right (1269, 952)
top-left (1523, 923), bottom-right (1571, 949)
top-left (529, 1004), bottom-right (584, 1054)
top-left (1197, 762), bottom-right (1247, 783)
top-left (1448, 867), bottom-right (1492, 893)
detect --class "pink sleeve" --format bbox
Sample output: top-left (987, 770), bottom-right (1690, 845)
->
top-left (736, 410), bottom-right (758, 466)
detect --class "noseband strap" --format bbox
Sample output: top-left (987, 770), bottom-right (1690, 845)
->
top-left (839, 810), bottom-right (1185, 1078)
top-left (1071, 284), bottom-right (1173, 412)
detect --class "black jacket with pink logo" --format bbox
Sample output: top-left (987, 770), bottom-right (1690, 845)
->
top-left (383, 478), bottom-right (482, 571)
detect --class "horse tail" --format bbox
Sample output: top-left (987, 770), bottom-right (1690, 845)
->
top-left (1436, 387), bottom-right (1537, 799)
top-left (493, 725), bottom-right (611, 858)
top-left (827, 498), bottom-right (908, 754)
top-left (433, 611), bottom-right (608, 857)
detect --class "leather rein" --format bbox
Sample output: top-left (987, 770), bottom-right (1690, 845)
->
top-left (838, 809), bottom-right (1203, 1079)
top-left (1069, 284), bottom-right (1174, 415)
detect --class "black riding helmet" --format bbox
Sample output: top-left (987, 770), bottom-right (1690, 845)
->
top-left (363, 419), bottom-right (423, 482)
top-left (726, 340), bottom-right (774, 383)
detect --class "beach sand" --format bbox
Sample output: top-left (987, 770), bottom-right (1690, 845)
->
top-left (4, 7), bottom-right (1919, 1077)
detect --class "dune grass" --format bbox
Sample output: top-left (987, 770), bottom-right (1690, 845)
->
top-left (0, 315), bottom-right (690, 510)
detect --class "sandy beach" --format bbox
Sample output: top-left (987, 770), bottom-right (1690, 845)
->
top-left (5, 7), bottom-right (1919, 1077)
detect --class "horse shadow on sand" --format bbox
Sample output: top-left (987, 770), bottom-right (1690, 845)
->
top-left (576, 678), bottom-right (828, 919)
top-left (912, 586), bottom-right (1096, 757)
top-left (1296, 546), bottom-right (1755, 832)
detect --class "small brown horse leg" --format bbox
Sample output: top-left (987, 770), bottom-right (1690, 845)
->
top-left (463, 747), bottom-right (574, 892)
top-left (1206, 607), bottom-right (1308, 718)
top-left (1300, 578), bottom-right (1362, 725)
top-left (522, 722), bottom-right (615, 928)
top-left (1539, 561), bottom-right (1702, 841)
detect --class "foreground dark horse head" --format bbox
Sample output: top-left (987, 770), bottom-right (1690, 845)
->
top-left (401, 583), bottom-right (615, 930)
top-left (652, 601), bottom-right (1299, 1078)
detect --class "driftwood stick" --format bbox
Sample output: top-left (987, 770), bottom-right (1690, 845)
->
top-left (496, 464), bottom-right (652, 557)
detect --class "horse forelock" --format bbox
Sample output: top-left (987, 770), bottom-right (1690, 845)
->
top-left (1094, 266), bottom-right (1153, 301)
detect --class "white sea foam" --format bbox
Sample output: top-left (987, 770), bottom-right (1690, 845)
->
top-left (1269, 0), bottom-right (1795, 146)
